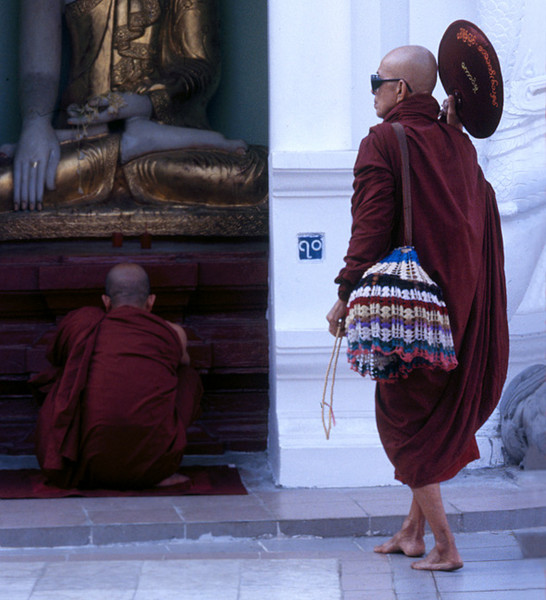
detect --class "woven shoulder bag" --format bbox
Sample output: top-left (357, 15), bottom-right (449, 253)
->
top-left (345, 123), bottom-right (458, 381)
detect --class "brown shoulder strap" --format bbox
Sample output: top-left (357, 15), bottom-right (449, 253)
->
top-left (392, 122), bottom-right (412, 246)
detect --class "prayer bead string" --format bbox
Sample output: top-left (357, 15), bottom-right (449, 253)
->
top-left (321, 320), bottom-right (343, 440)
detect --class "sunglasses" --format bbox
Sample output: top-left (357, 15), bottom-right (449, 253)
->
top-left (371, 74), bottom-right (413, 94)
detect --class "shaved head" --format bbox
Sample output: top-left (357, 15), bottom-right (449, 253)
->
top-left (380, 45), bottom-right (438, 94)
top-left (104, 263), bottom-right (151, 309)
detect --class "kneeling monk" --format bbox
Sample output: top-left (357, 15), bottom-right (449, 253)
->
top-left (33, 263), bottom-right (202, 489)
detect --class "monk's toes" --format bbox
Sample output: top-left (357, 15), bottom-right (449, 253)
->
top-left (374, 538), bottom-right (425, 557)
top-left (374, 544), bottom-right (393, 554)
top-left (411, 558), bottom-right (463, 571)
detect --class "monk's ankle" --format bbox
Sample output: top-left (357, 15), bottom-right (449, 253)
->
top-left (400, 522), bottom-right (425, 540)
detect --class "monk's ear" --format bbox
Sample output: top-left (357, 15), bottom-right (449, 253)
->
top-left (396, 80), bottom-right (410, 104)
top-left (101, 295), bottom-right (112, 311)
top-left (144, 294), bottom-right (156, 312)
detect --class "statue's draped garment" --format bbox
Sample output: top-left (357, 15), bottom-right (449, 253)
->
top-left (62, 0), bottom-right (219, 128)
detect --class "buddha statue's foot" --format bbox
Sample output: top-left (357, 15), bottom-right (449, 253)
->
top-left (120, 117), bottom-right (247, 164)
top-left (224, 139), bottom-right (248, 155)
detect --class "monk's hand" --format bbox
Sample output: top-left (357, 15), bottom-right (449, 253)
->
top-left (13, 118), bottom-right (60, 211)
top-left (440, 95), bottom-right (463, 131)
top-left (67, 92), bottom-right (152, 126)
top-left (326, 299), bottom-right (347, 337)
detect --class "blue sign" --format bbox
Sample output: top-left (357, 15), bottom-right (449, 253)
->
top-left (298, 233), bottom-right (324, 261)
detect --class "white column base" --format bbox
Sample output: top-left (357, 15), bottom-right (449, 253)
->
top-left (269, 330), bottom-right (398, 487)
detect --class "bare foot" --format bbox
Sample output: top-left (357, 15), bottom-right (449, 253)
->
top-left (374, 531), bottom-right (426, 557)
top-left (411, 546), bottom-right (463, 571)
top-left (155, 473), bottom-right (190, 487)
top-left (227, 139), bottom-right (248, 155)
top-left (120, 118), bottom-right (248, 163)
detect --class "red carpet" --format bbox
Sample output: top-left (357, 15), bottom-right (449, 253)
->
top-left (0, 466), bottom-right (247, 499)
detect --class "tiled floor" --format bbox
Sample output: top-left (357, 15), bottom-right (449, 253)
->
top-left (1, 454), bottom-right (545, 547)
top-left (0, 532), bottom-right (544, 599)
top-left (0, 454), bottom-right (545, 598)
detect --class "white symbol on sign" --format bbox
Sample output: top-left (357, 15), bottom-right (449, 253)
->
top-left (298, 238), bottom-right (323, 259)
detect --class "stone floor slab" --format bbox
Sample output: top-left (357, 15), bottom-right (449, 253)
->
top-left (239, 558), bottom-right (341, 600)
top-left (31, 591), bottom-right (135, 600)
top-left (433, 558), bottom-right (546, 594)
top-left (138, 559), bottom-right (240, 591)
top-left (0, 526), bottom-right (91, 548)
top-left (86, 506), bottom-right (183, 525)
top-left (0, 532), bottom-right (545, 599)
top-left (515, 526), bottom-right (546, 558)
top-left (440, 591), bottom-right (546, 600)
top-left (452, 531), bottom-right (519, 549)
top-left (344, 592), bottom-right (396, 600)
top-left (34, 560), bottom-right (142, 591)
top-left (91, 523), bottom-right (187, 546)
top-left (259, 537), bottom-right (361, 556)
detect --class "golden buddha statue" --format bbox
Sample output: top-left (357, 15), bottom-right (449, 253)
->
top-left (0, 0), bottom-right (267, 237)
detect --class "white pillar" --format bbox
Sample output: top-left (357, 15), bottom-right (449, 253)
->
top-left (268, 0), bottom-right (353, 151)
top-left (268, 0), bottom-right (393, 487)
top-left (267, 0), bottom-right (544, 487)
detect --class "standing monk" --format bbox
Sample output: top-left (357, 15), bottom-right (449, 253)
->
top-left (34, 263), bottom-right (202, 490)
top-left (327, 46), bottom-right (509, 570)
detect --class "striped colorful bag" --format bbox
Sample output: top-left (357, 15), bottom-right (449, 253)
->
top-left (345, 123), bottom-right (458, 381)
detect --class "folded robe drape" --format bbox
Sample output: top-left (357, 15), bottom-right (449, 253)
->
top-left (336, 95), bottom-right (509, 488)
top-left (33, 305), bottom-right (202, 489)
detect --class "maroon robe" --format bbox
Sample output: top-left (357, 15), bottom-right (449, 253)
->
top-left (336, 95), bottom-right (509, 488)
top-left (33, 306), bottom-right (202, 489)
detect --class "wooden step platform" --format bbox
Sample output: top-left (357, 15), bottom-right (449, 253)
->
top-left (0, 238), bottom-right (269, 455)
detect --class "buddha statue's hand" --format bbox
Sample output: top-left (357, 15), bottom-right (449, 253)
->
top-left (67, 92), bottom-right (152, 127)
top-left (13, 118), bottom-right (60, 211)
